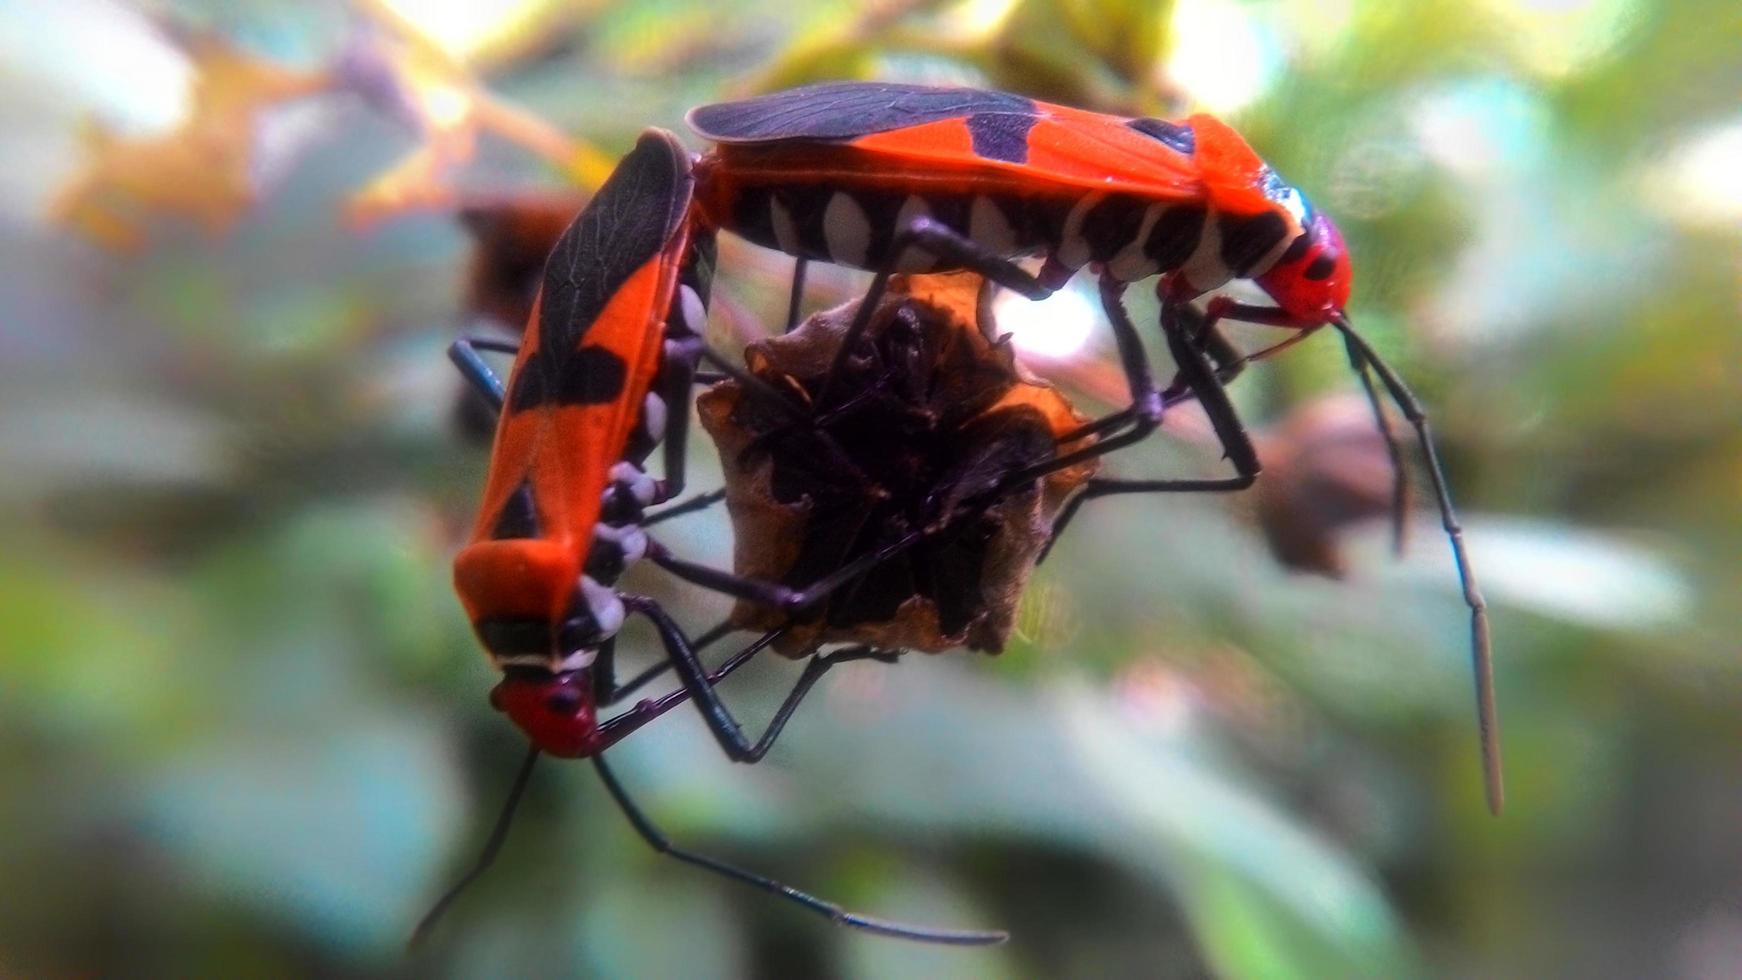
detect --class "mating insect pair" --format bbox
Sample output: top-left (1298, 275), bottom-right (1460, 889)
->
top-left (421, 129), bottom-right (1111, 947)
top-left (422, 80), bottom-right (1502, 948)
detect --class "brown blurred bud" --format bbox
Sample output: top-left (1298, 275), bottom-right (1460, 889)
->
top-left (457, 193), bottom-right (586, 331)
top-left (1255, 394), bottom-right (1412, 578)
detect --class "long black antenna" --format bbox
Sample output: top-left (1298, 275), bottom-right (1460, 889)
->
top-left (1333, 314), bottom-right (1503, 815)
top-left (410, 745), bottom-right (542, 947)
top-left (1344, 338), bottom-right (1411, 556)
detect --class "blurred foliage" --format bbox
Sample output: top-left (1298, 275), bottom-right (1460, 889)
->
top-left (2, 0), bottom-right (1740, 976)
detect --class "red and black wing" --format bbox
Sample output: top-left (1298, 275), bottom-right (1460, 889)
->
top-left (690, 81), bottom-right (1206, 201)
top-left (688, 81), bottom-right (1036, 145)
top-left (469, 128), bottom-right (694, 558)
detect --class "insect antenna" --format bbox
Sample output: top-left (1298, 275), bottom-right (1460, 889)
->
top-left (410, 745), bottom-right (542, 947)
top-left (1331, 313), bottom-right (1502, 816)
top-left (1343, 341), bottom-right (1411, 556)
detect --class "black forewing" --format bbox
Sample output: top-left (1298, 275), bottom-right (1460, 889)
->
top-left (687, 81), bottom-right (1035, 144)
top-left (511, 130), bottom-right (693, 412)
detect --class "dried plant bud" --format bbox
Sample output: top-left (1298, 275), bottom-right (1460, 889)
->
top-left (699, 273), bottom-right (1097, 657)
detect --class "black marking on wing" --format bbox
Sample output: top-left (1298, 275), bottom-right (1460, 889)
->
top-left (491, 480), bottom-right (540, 540)
top-left (689, 81), bottom-right (1035, 144)
top-left (1304, 253), bottom-right (1337, 280)
top-left (1128, 118), bottom-right (1196, 155)
top-left (510, 345), bottom-right (629, 411)
top-left (966, 111), bottom-right (1038, 163)
top-left (513, 130), bottom-right (691, 412)
top-left (1219, 211), bottom-right (1288, 276)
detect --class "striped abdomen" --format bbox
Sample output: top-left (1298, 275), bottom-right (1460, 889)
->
top-left (698, 171), bottom-right (1302, 293)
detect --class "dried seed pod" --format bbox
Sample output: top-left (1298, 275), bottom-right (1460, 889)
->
top-left (698, 272), bottom-right (1097, 657)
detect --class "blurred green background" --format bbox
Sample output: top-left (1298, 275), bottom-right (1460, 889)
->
top-left (3, 0), bottom-right (1739, 976)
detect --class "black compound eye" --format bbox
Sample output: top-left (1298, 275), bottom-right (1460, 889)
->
top-left (1304, 254), bottom-right (1338, 281)
top-left (545, 686), bottom-right (581, 715)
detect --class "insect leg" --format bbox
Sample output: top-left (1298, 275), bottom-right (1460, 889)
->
top-left (1163, 298), bottom-right (1411, 555)
top-left (646, 524), bottom-right (927, 614)
top-left (618, 596), bottom-right (900, 762)
top-left (1037, 296), bottom-right (1261, 559)
top-left (643, 488), bottom-right (727, 527)
top-left (996, 277), bottom-right (1164, 487)
top-left (592, 754), bottom-right (1004, 945)
top-left (448, 338), bottom-right (514, 410)
top-left (597, 618), bottom-right (739, 707)
top-left (814, 217), bottom-right (1053, 409)
top-left (785, 256), bottom-right (808, 332)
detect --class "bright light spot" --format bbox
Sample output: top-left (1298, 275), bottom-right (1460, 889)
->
top-left (1477, 0), bottom-right (1640, 78)
top-left (940, 0), bottom-right (1019, 38)
top-left (1643, 119), bottom-right (1742, 228)
top-left (419, 82), bottom-right (472, 130)
top-left (1166, 0), bottom-right (1279, 114)
top-left (378, 0), bottom-right (550, 59)
top-left (993, 285), bottom-right (1097, 360)
top-left (1274, 0), bottom-right (1356, 59)
top-left (0, 0), bottom-right (192, 132)
top-left (1409, 80), bottom-right (1550, 179)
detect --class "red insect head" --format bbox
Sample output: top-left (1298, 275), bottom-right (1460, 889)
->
top-left (490, 670), bottom-right (600, 758)
top-left (1256, 211), bottom-right (1352, 325)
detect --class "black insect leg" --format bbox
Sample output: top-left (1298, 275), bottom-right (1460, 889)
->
top-left (594, 618), bottom-right (739, 708)
top-left (814, 217), bottom-right (1053, 409)
top-left (592, 754), bottom-right (1003, 945)
top-left (617, 596), bottom-right (901, 762)
top-left (785, 256), bottom-right (808, 332)
top-left (1038, 295), bottom-right (1261, 559)
top-left (644, 488), bottom-right (728, 527)
top-left (996, 277), bottom-right (1164, 488)
top-left (646, 525), bottom-right (927, 614)
top-left (1162, 298), bottom-right (1411, 554)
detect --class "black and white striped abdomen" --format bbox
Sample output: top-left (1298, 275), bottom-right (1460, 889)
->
top-left (723, 181), bottom-right (1301, 290)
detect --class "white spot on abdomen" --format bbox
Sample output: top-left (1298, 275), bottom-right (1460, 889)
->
top-left (1057, 193), bottom-right (1102, 270)
top-left (640, 392), bottom-right (667, 441)
top-left (1107, 203), bottom-right (1164, 282)
top-left (580, 575), bottom-right (626, 639)
top-left (1178, 208), bottom-right (1231, 293)
top-left (823, 192), bottom-right (872, 268)
top-left (678, 284), bottom-right (707, 336)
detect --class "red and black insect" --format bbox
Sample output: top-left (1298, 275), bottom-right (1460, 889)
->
top-left (684, 80), bottom-right (1501, 814)
top-left (424, 129), bottom-right (1005, 946)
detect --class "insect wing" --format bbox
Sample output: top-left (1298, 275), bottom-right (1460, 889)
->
top-left (691, 81), bottom-right (1202, 200)
top-left (472, 129), bottom-right (695, 550)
